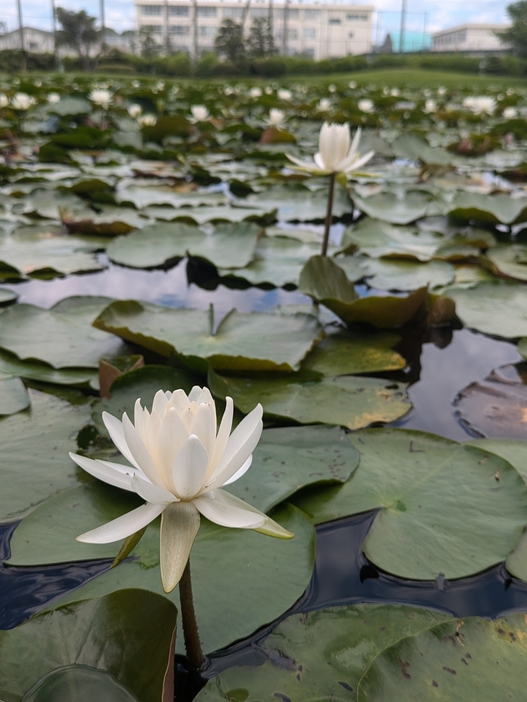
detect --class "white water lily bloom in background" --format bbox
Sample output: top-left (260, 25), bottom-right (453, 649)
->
top-left (128, 104), bottom-right (142, 118)
top-left (0, 94), bottom-right (8, 109)
top-left (47, 92), bottom-right (61, 104)
top-left (89, 89), bottom-right (113, 109)
top-left (138, 114), bottom-right (157, 127)
top-left (286, 122), bottom-right (374, 176)
top-left (463, 96), bottom-right (496, 115)
top-left (189, 105), bottom-right (210, 122)
top-left (250, 86), bottom-right (262, 98)
top-left (70, 387), bottom-right (292, 593)
top-left (423, 99), bottom-right (437, 114)
top-left (264, 108), bottom-right (287, 129)
top-left (277, 88), bottom-right (292, 101)
top-left (316, 98), bottom-right (332, 112)
top-left (503, 106), bottom-right (518, 120)
top-left (11, 93), bottom-right (36, 111)
top-left (358, 98), bottom-right (374, 113)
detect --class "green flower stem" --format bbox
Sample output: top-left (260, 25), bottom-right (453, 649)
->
top-left (179, 559), bottom-right (205, 670)
top-left (322, 172), bottom-right (336, 257)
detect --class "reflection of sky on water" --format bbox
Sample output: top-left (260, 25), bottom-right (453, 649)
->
top-left (5, 258), bottom-right (310, 316)
top-left (392, 329), bottom-right (521, 442)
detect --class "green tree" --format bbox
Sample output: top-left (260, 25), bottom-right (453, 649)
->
top-left (138, 25), bottom-right (160, 59)
top-left (214, 19), bottom-right (246, 62)
top-left (500, 1), bottom-right (527, 57)
top-left (55, 8), bottom-right (99, 69)
top-left (248, 17), bottom-right (276, 58)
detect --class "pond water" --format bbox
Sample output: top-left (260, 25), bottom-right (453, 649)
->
top-left (1, 256), bottom-right (527, 700)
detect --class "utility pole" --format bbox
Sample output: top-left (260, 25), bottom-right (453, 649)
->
top-left (100, 0), bottom-right (106, 52)
top-left (282, 0), bottom-right (289, 54)
top-left (399, 0), bottom-right (406, 53)
top-left (164, 0), bottom-right (170, 54)
top-left (191, 0), bottom-right (198, 63)
top-left (268, 0), bottom-right (273, 39)
top-left (16, 0), bottom-right (26, 70)
top-left (50, 0), bottom-right (58, 66)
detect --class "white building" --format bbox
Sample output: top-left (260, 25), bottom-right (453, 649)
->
top-left (431, 23), bottom-right (510, 53)
top-left (0, 27), bottom-right (54, 53)
top-left (135, 0), bottom-right (374, 59)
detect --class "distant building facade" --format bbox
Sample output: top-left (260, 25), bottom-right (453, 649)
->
top-left (134, 0), bottom-right (374, 59)
top-left (0, 27), bottom-right (54, 53)
top-left (431, 23), bottom-right (510, 53)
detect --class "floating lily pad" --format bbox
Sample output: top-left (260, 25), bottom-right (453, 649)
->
top-left (302, 330), bottom-right (405, 375)
top-left (294, 428), bottom-right (527, 580)
top-left (29, 502), bottom-right (315, 656)
top-left (196, 604), bottom-right (450, 702)
top-left (143, 205), bottom-right (273, 226)
top-left (22, 665), bottom-right (139, 702)
top-left (0, 376), bottom-right (30, 415)
top-left (299, 256), bottom-right (428, 328)
top-left (47, 97), bottom-right (91, 116)
top-left (107, 221), bottom-right (260, 270)
top-left (448, 192), bottom-right (527, 225)
top-left (0, 590), bottom-right (177, 702)
top-left (341, 219), bottom-right (442, 261)
top-left (94, 302), bottom-right (323, 372)
top-left (445, 282), bottom-right (527, 338)
top-left (116, 186), bottom-right (227, 210)
top-left (360, 258), bottom-right (455, 291)
top-left (485, 243), bottom-right (527, 282)
top-left (0, 349), bottom-right (97, 389)
top-left (248, 184), bottom-right (351, 222)
top-left (209, 369), bottom-right (410, 429)
top-left (392, 133), bottom-right (453, 166)
top-left (0, 297), bottom-right (130, 369)
top-left (357, 614), bottom-right (527, 701)
top-left (351, 190), bottom-right (443, 225)
top-left (455, 363), bottom-right (527, 438)
top-left (0, 287), bottom-right (18, 306)
top-left (0, 390), bottom-right (91, 523)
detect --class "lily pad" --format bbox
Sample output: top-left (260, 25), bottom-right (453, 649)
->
top-left (445, 282), bottom-right (527, 338)
top-left (209, 369), bottom-right (410, 429)
top-left (299, 256), bottom-right (428, 328)
top-left (47, 98), bottom-right (91, 116)
top-left (0, 390), bottom-right (91, 523)
top-left (0, 376), bottom-right (30, 415)
top-left (301, 330), bottom-right (405, 375)
top-left (107, 221), bottom-right (260, 270)
top-left (248, 184), bottom-right (352, 222)
top-left (485, 243), bottom-right (527, 282)
top-left (294, 428), bottom-right (527, 580)
top-left (0, 297), bottom-right (130, 369)
top-left (28, 502), bottom-right (315, 656)
top-left (0, 287), bottom-right (18, 306)
top-left (455, 363), bottom-right (527, 438)
top-left (360, 258), bottom-right (455, 291)
top-left (357, 614), bottom-right (527, 701)
top-left (94, 302), bottom-right (323, 372)
top-left (196, 604), bottom-right (450, 702)
top-left (351, 190), bottom-right (443, 225)
top-left (0, 349), bottom-right (97, 389)
top-left (143, 205), bottom-right (273, 226)
top-left (22, 665), bottom-right (139, 702)
top-left (341, 219), bottom-right (442, 261)
top-left (448, 192), bottom-right (527, 225)
top-left (0, 590), bottom-right (177, 702)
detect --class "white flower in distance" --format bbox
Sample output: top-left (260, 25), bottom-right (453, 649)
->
top-left (264, 108), bottom-right (287, 129)
top-left (250, 86), bottom-right (262, 98)
top-left (348, 81), bottom-right (357, 89)
top-left (423, 99), bottom-right (437, 114)
top-left (47, 92), bottom-right (61, 104)
top-left (463, 96), bottom-right (496, 115)
top-left (277, 88), bottom-right (292, 101)
top-left (358, 98), bottom-right (374, 113)
top-left (11, 93), bottom-right (36, 111)
top-left (0, 94), bottom-right (8, 109)
top-left (503, 106), bottom-right (518, 120)
top-left (89, 89), bottom-right (112, 109)
top-left (286, 122), bottom-right (374, 176)
top-left (316, 98), bottom-right (332, 112)
top-left (138, 114), bottom-right (157, 127)
top-left (128, 104), bottom-right (142, 118)
top-left (70, 387), bottom-right (292, 592)
top-left (189, 105), bottom-right (210, 123)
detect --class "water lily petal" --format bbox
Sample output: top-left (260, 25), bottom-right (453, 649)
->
top-left (156, 406), bottom-right (189, 491)
top-left (132, 474), bottom-right (177, 504)
top-left (160, 501), bottom-right (200, 592)
top-left (207, 396), bottom-right (233, 482)
top-left (69, 452), bottom-right (136, 491)
top-left (221, 455), bottom-right (252, 487)
top-left (285, 153), bottom-right (317, 170)
top-left (193, 489), bottom-right (266, 528)
top-left (133, 398), bottom-right (149, 444)
top-left (77, 502), bottom-right (164, 544)
top-left (343, 149), bottom-right (374, 173)
top-left (190, 398), bottom-right (217, 459)
top-left (350, 126), bottom-right (361, 156)
top-left (102, 411), bottom-right (141, 470)
top-left (122, 412), bottom-right (161, 486)
top-left (152, 388), bottom-right (170, 418)
top-left (206, 404), bottom-right (263, 489)
top-left (172, 434), bottom-right (210, 499)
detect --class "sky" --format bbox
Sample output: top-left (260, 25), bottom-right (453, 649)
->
top-left (0, 0), bottom-right (511, 38)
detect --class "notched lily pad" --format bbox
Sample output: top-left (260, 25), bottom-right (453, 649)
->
top-left (0, 375), bottom-right (30, 415)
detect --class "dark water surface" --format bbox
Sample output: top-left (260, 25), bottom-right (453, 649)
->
top-left (1, 258), bottom-right (526, 697)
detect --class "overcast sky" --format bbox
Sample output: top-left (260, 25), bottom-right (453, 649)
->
top-left (0, 0), bottom-right (511, 39)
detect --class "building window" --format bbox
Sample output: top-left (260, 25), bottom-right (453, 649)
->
top-left (250, 8), bottom-right (268, 18)
top-left (223, 7), bottom-right (243, 18)
top-left (304, 47), bottom-right (315, 57)
top-left (141, 24), bottom-right (162, 32)
top-left (304, 9), bottom-right (321, 19)
top-left (288, 28), bottom-right (298, 39)
top-left (199, 25), bottom-right (216, 35)
top-left (288, 8), bottom-right (299, 18)
top-left (169, 5), bottom-right (189, 15)
top-left (140, 5), bottom-right (161, 14)
top-left (304, 27), bottom-right (316, 39)
top-left (346, 13), bottom-right (367, 20)
top-left (170, 25), bottom-right (189, 34)
top-left (196, 6), bottom-right (217, 17)
top-left (328, 18), bottom-right (341, 25)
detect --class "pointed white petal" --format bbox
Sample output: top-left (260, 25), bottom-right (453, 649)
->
top-left (77, 502), bottom-right (164, 544)
top-left (190, 401), bottom-right (216, 457)
top-left (285, 153), bottom-right (317, 169)
top-left (350, 126), bottom-right (362, 155)
top-left (188, 386), bottom-right (203, 402)
top-left (102, 412), bottom-right (141, 470)
top-left (122, 412), bottom-right (161, 486)
top-left (160, 502), bottom-right (201, 592)
top-left (255, 518), bottom-right (295, 539)
top-left (194, 489), bottom-right (267, 528)
top-left (345, 150), bottom-right (374, 173)
top-left (132, 474), bottom-right (177, 504)
top-left (314, 152), bottom-right (326, 170)
top-left (156, 407), bottom-right (189, 491)
top-left (222, 455), bottom-right (252, 487)
top-left (133, 399), bottom-right (148, 443)
top-left (69, 452), bottom-right (136, 491)
top-left (152, 389), bottom-right (169, 418)
top-left (172, 434), bottom-right (210, 499)
top-left (206, 404), bottom-right (263, 489)
top-left (169, 388), bottom-right (191, 413)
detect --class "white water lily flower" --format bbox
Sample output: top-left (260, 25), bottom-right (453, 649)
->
top-left (250, 86), bottom-right (262, 98)
top-left (348, 81), bottom-right (357, 89)
top-left (358, 98), bottom-right (374, 114)
top-left (189, 105), bottom-right (210, 123)
top-left (286, 122), bottom-right (374, 176)
top-left (316, 98), bottom-right (332, 112)
top-left (0, 94), bottom-right (8, 109)
top-left (89, 89), bottom-right (113, 109)
top-left (264, 108), bottom-right (287, 129)
top-left (138, 114), bottom-right (157, 127)
top-left (277, 88), bottom-right (292, 101)
top-left (47, 92), bottom-right (61, 104)
top-left (463, 96), bottom-right (496, 115)
top-left (128, 104), bottom-right (142, 118)
top-left (423, 99), bottom-right (437, 114)
top-left (11, 93), bottom-right (36, 111)
top-left (70, 387), bottom-right (292, 592)
top-left (503, 106), bottom-right (518, 119)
